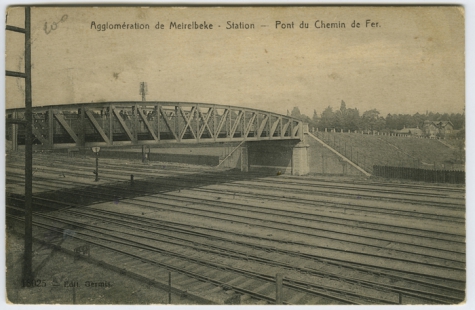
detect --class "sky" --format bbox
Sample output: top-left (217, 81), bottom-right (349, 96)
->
top-left (5, 6), bottom-right (465, 117)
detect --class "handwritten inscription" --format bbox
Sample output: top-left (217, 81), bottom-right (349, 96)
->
top-left (44, 15), bottom-right (68, 34)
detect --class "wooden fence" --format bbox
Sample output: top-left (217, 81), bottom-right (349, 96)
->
top-left (373, 165), bottom-right (465, 184)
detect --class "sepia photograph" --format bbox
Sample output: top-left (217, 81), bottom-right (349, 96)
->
top-left (4, 4), bottom-right (467, 306)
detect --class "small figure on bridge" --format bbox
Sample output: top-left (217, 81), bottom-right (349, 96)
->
top-left (119, 110), bottom-right (126, 120)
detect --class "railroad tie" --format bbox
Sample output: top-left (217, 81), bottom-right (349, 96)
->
top-left (253, 282), bottom-right (273, 294)
top-left (240, 294), bottom-right (251, 301)
top-left (224, 276), bottom-right (247, 287)
top-left (172, 273), bottom-right (188, 282)
top-left (179, 277), bottom-right (199, 287)
top-left (207, 286), bottom-right (225, 294)
top-left (286, 291), bottom-right (307, 304)
top-left (305, 295), bottom-right (323, 305)
top-left (192, 265), bottom-right (210, 274)
top-left (192, 281), bottom-right (214, 291)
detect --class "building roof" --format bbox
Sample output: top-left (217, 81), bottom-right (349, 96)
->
top-left (423, 120), bottom-right (454, 128)
top-left (394, 127), bottom-right (423, 134)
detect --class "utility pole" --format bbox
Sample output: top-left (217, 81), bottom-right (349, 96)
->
top-left (95, 153), bottom-right (99, 181)
top-left (5, 6), bottom-right (34, 282)
top-left (24, 5), bottom-right (33, 283)
top-left (92, 147), bottom-right (100, 181)
top-left (140, 82), bottom-right (147, 101)
top-left (6, 6), bottom-right (33, 282)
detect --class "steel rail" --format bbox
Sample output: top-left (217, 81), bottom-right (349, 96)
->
top-left (4, 154), bottom-right (463, 210)
top-left (14, 159), bottom-right (466, 214)
top-left (5, 162), bottom-right (466, 227)
top-left (248, 178), bottom-right (464, 200)
top-left (6, 206), bottom-right (461, 305)
top-left (25, 204), bottom-right (461, 304)
top-left (6, 151), bottom-right (466, 195)
top-left (273, 174), bottom-right (466, 194)
top-left (6, 189), bottom-right (466, 271)
top-left (45, 179), bottom-right (467, 259)
top-left (9, 207), bottom-right (394, 304)
top-left (6, 194), bottom-right (465, 281)
top-left (6, 215), bottom-right (265, 305)
top-left (5, 170), bottom-right (466, 248)
top-left (9, 157), bottom-right (464, 210)
top-left (5, 153), bottom-right (465, 204)
top-left (5, 170), bottom-right (465, 248)
top-left (7, 199), bottom-right (464, 292)
top-left (7, 213), bottom-right (359, 305)
top-left (78, 206), bottom-right (465, 295)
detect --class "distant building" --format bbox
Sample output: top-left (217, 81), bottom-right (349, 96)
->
top-left (422, 120), bottom-right (454, 138)
top-left (393, 126), bottom-right (423, 136)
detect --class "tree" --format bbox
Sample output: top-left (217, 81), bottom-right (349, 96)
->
top-left (361, 109), bottom-right (382, 131)
top-left (312, 110), bottom-right (318, 122)
top-left (385, 113), bottom-right (397, 130)
top-left (450, 113), bottom-right (465, 130)
top-left (311, 110), bottom-right (319, 128)
top-left (412, 112), bottom-right (426, 129)
top-left (319, 106), bottom-right (336, 130)
top-left (290, 107), bottom-right (302, 118)
top-left (335, 100), bottom-right (348, 130)
top-left (346, 108), bottom-right (361, 131)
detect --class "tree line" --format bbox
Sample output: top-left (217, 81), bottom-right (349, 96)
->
top-left (289, 100), bottom-right (465, 135)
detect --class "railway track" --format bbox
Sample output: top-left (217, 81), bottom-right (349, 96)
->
top-left (6, 153), bottom-right (465, 208)
top-left (6, 172), bottom-right (465, 248)
top-left (6, 165), bottom-right (465, 225)
top-left (278, 174), bottom-right (465, 193)
top-left (7, 211), bottom-right (396, 305)
top-left (7, 184), bottom-right (465, 303)
top-left (5, 152), bottom-right (466, 304)
top-left (6, 204), bottom-right (463, 305)
top-left (8, 190), bottom-right (466, 280)
top-left (5, 163), bottom-right (464, 256)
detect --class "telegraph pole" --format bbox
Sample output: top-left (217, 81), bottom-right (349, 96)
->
top-left (92, 147), bottom-right (100, 181)
top-left (140, 82), bottom-right (147, 101)
top-left (6, 6), bottom-right (32, 282)
top-left (24, 6), bottom-right (33, 282)
top-left (95, 153), bottom-right (99, 181)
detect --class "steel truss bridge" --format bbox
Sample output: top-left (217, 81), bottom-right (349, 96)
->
top-left (6, 102), bottom-right (306, 149)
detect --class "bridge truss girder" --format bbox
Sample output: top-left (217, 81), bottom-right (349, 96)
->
top-left (6, 102), bottom-right (305, 149)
